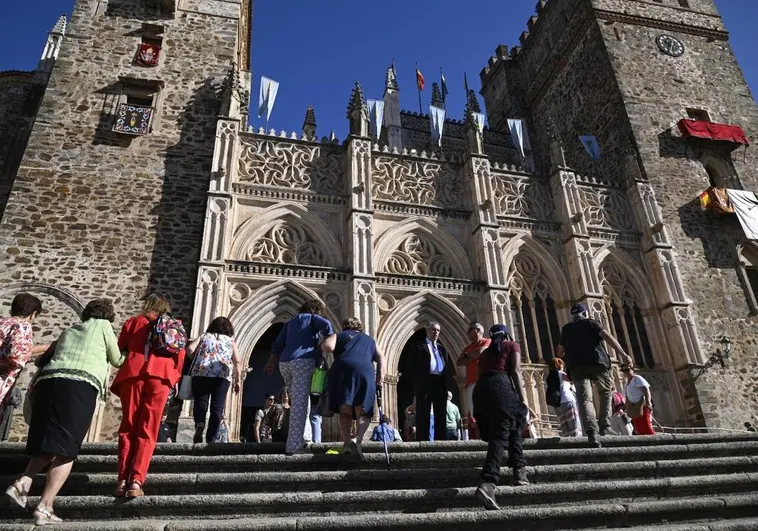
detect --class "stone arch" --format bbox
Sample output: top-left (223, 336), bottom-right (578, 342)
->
top-left (0, 282), bottom-right (85, 315)
top-left (229, 279), bottom-right (340, 367)
top-left (594, 246), bottom-right (654, 309)
top-left (376, 290), bottom-right (469, 377)
top-left (373, 218), bottom-right (473, 279)
top-left (230, 202), bottom-right (343, 267)
top-left (501, 234), bottom-right (571, 303)
top-left (701, 153), bottom-right (737, 188)
top-left (225, 280), bottom-right (340, 442)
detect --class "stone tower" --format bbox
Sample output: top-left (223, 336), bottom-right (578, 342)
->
top-left (480, 0), bottom-right (758, 429)
top-left (0, 0), bottom-right (252, 437)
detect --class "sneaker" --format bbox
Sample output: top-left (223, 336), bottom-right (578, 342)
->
top-left (5, 482), bottom-right (28, 508)
top-left (475, 482), bottom-right (500, 510)
top-left (193, 423), bottom-right (205, 444)
top-left (512, 467), bottom-right (530, 486)
top-left (348, 438), bottom-right (364, 461)
top-left (587, 431), bottom-right (603, 449)
top-left (33, 506), bottom-right (63, 526)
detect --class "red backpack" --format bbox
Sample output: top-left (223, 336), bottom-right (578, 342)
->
top-left (146, 313), bottom-right (187, 358)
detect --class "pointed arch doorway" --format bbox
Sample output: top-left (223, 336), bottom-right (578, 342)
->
top-left (239, 323), bottom-right (284, 442)
top-left (396, 328), bottom-right (461, 440)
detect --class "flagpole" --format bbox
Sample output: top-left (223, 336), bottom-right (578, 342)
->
top-left (440, 68), bottom-right (446, 110)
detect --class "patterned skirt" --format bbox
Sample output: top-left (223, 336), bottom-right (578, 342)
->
top-left (557, 401), bottom-right (583, 437)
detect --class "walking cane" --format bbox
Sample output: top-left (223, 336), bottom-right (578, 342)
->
top-left (376, 386), bottom-right (391, 470)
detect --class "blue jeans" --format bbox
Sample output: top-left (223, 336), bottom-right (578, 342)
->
top-left (310, 411), bottom-right (322, 443)
top-left (446, 428), bottom-right (460, 440)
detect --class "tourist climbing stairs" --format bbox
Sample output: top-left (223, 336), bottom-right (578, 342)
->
top-left (1, 433), bottom-right (758, 530)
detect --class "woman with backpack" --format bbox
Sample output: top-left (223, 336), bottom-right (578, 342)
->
top-left (185, 317), bottom-right (241, 444)
top-left (546, 357), bottom-right (582, 438)
top-left (111, 294), bottom-right (186, 498)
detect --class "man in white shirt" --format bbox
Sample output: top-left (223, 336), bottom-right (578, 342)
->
top-left (409, 322), bottom-right (452, 441)
top-left (622, 365), bottom-right (655, 435)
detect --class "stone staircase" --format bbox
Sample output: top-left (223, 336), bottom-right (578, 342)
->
top-left (1, 433), bottom-right (758, 530)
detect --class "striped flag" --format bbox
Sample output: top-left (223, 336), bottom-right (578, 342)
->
top-left (699, 189), bottom-right (712, 211)
top-left (416, 67), bottom-right (425, 91)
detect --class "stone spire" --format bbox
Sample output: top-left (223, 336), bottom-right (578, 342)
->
top-left (347, 82), bottom-right (369, 137)
top-left (431, 83), bottom-right (444, 108)
top-left (385, 64), bottom-right (399, 92)
top-left (35, 14), bottom-right (67, 84)
top-left (465, 89), bottom-right (481, 116)
top-left (302, 106), bottom-right (317, 139)
top-left (383, 64), bottom-right (403, 151)
top-left (547, 114), bottom-right (567, 168)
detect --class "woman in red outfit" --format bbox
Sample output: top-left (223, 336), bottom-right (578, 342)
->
top-left (111, 294), bottom-right (185, 498)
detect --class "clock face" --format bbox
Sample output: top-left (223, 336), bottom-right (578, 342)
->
top-left (656, 34), bottom-right (685, 57)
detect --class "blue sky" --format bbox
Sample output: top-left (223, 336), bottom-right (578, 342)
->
top-left (1, 0), bottom-right (757, 139)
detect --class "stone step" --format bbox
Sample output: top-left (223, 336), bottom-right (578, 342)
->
top-left (1, 474), bottom-right (755, 522)
top-left (2, 455), bottom-right (755, 496)
top-left (1, 495), bottom-right (757, 531)
top-left (4, 440), bottom-right (755, 475)
top-left (2, 432), bottom-right (757, 457)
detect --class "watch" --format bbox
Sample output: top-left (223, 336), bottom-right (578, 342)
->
top-left (656, 34), bottom-right (685, 57)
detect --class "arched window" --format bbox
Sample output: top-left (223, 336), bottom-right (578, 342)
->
top-left (600, 260), bottom-right (656, 369)
top-left (737, 243), bottom-right (758, 315)
top-left (702, 154), bottom-right (739, 189)
top-left (508, 254), bottom-right (562, 364)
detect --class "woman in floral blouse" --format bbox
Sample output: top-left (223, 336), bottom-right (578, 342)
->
top-left (0, 294), bottom-right (44, 425)
top-left (186, 317), bottom-right (242, 443)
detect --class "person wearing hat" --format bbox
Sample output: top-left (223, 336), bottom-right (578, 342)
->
top-left (555, 303), bottom-right (633, 448)
top-left (456, 322), bottom-right (491, 439)
top-left (470, 324), bottom-right (529, 511)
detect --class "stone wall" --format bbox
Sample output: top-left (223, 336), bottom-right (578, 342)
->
top-left (0, 0), bottom-right (250, 441)
top-left (597, 0), bottom-right (758, 429)
top-left (0, 72), bottom-right (40, 218)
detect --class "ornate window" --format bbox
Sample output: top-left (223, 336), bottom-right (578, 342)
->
top-left (508, 254), bottom-right (561, 364)
top-left (599, 261), bottom-right (656, 369)
top-left (736, 243), bottom-right (758, 315)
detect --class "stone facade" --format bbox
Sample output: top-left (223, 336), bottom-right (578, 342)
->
top-left (1, 0), bottom-right (757, 441)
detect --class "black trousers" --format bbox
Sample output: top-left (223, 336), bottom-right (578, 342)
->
top-left (474, 372), bottom-right (527, 484)
top-left (192, 376), bottom-right (230, 443)
top-left (415, 375), bottom-right (448, 442)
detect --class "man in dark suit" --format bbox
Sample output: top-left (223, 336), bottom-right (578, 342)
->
top-left (411, 321), bottom-right (452, 441)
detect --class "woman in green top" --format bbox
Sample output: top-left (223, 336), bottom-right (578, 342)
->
top-left (5, 299), bottom-right (124, 526)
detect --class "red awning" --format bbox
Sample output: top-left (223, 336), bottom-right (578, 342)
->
top-left (677, 119), bottom-right (749, 146)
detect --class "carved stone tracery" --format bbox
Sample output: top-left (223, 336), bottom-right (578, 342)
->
top-left (247, 223), bottom-right (327, 266)
top-left (384, 235), bottom-right (455, 277)
top-left (578, 187), bottom-right (635, 231)
top-left (371, 156), bottom-right (465, 209)
top-left (491, 174), bottom-right (554, 220)
top-left (237, 138), bottom-right (342, 194)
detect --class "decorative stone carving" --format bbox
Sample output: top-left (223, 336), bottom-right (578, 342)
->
top-left (192, 266), bottom-right (222, 336)
top-left (325, 292), bottom-right (341, 310)
top-left (247, 223), bottom-right (328, 266)
top-left (201, 197), bottom-right (228, 262)
top-left (384, 235), bottom-right (455, 277)
top-left (578, 187), bottom-right (635, 231)
top-left (237, 138), bottom-right (342, 194)
top-left (211, 120), bottom-right (238, 193)
top-left (352, 280), bottom-right (378, 336)
top-left (352, 213), bottom-right (373, 276)
top-left (491, 174), bottom-right (554, 220)
top-left (229, 283), bottom-right (251, 304)
top-left (371, 156), bottom-right (465, 209)
top-left (377, 293), bottom-right (396, 314)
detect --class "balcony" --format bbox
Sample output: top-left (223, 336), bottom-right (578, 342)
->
top-left (112, 103), bottom-right (154, 136)
top-left (677, 119), bottom-right (749, 150)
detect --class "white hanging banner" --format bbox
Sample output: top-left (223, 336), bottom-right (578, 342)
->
top-left (474, 112), bottom-right (485, 134)
top-left (258, 76), bottom-right (279, 122)
top-left (579, 134), bottom-right (602, 161)
top-left (507, 118), bottom-right (526, 158)
top-left (367, 99), bottom-right (385, 140)
top-left (727, 189), bottom-right (758, 240)
top-left (429, 105), bottom-right (446, 147)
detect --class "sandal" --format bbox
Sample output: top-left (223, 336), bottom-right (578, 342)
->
top-left (5, 481), bottom-right (28, 509)
top-left (114, 480), bottom-right (127, 497)
top-left (33, 505), bottom-right (63, 526)
top-left (125, 481), bottom-right (144, 498)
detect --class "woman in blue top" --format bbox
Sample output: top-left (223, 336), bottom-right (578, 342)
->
top-left (264, 299), bottom-right (335, 455)
top-left (328, 317), bottom-right (385, 458)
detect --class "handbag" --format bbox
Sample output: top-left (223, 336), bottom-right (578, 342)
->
top-left (625, 397), bottom-right (645, 419)
top-left (177, 341), bottom-right (202, 401)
